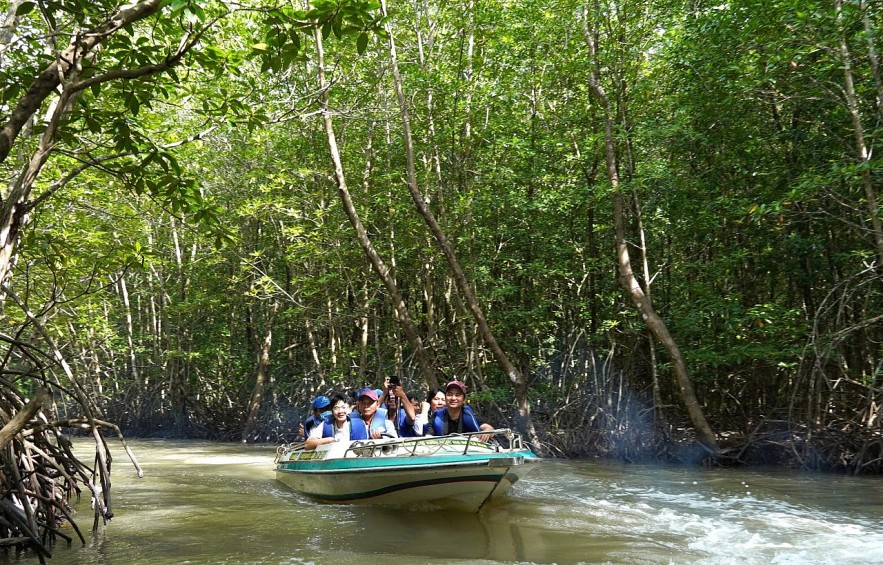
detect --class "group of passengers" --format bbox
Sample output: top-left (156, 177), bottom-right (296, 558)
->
top-left (300, 377), bottom-right (494, 450)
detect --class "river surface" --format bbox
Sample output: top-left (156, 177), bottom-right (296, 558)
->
top-left (5, 439), bottom-right (883, 564)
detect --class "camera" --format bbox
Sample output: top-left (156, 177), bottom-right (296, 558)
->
top-left (388, 375), bottom-right (400, 387)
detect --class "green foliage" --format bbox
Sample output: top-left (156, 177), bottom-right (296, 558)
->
top-left (249, 0), bottom-right (384, 72)
top-left (2, 0), bottom-right (879, 442)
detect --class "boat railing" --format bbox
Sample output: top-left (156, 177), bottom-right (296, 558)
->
top-left (344, 428), bottom-right (526, 459)
top-left (275, 441), bottom-right (306, 463)
top-left (275, 429), bottom-right (531, 463)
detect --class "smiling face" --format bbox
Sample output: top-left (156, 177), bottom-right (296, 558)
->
top-left (331, 401), bottom-right (349, 425)
top-left (445, 387), bottom-right (465, 409)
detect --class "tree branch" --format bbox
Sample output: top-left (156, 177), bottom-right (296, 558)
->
top-left (65, 19), bottom-right (217, 97)
top-left (0, 387), bottom-right (50, 450)
top-left (0, 0), bottom-right (165, 165)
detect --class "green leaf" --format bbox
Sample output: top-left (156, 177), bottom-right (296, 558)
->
top-left (44, 4), bottom-right (55, 27)
top-left (124, 92), bottom-right (140, 116)
top-left (15, 1), bottom-right (36, 16)
top-left (170, 0), bottom-right (188, 14)
top-left (357, 32), bottom-right (369, 55)
top-left (84, 114), bottom-right (101, 134)
top-left (191, 4), bottom-right (206, 22)
top-left (2, 83), bottom-right (20, 103)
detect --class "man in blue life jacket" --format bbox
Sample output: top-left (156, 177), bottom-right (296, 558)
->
top-left (430, 380), bottom-right (494, 438)
top-left (298, 395), bottom-right (331, 439)
top-left (377, 376), bottom-right (421, 437)
top-left (354, 387), bottom-right (398, 439)
top-left (305, 393), bottom-right (365, 449)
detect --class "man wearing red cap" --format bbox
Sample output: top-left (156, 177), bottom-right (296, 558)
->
top-left (429, 380), bottom-right (494, 437)
top-left (354, 387), bottom-right (398, 439)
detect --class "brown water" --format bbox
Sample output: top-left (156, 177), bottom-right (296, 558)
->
top-left (4, 439), bottom-right (883, 564)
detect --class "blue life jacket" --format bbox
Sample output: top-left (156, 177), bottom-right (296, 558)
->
top-left (431, 405), bottom-right (481, 435)
top-left (390, 408), bottom-right (421, 437)
top-left (303, 414), bottom-right (322, 436)
top-left (322, 415), bottom-right (368, 440)
top-left (355, 407), bottom-right (393, 436)
top-left (304, 410), bottom-right (332, 436)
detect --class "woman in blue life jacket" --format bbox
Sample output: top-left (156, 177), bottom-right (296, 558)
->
top-left (417, 388), bottom-right (446, 435)
top-left (430, 380), bottom-right (494, 439)
top-left (426, 388), bottom-right (446, 412)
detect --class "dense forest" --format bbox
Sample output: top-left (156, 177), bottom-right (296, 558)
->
top-left (1, 0), bottom-right (882, 555)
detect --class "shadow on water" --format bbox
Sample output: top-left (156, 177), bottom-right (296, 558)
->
top-left (4, 440), bottom-right (883, 564)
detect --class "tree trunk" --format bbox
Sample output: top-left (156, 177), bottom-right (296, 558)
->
top-left (381, 0), bottom-right (541, 450)
top-left (312, 24), bottom-right (438, 388)
top-left (580, 4), bottom-right (719, 453)
top-left (859, 0), bottom-right (883, 121)
top-left (118, 274), bottom-right (140, 387)
top-left (836, 0), bottom-right (883, 270)
top-left (242, 301), bottom-right (278, 442)
top-left (0, 388), bottom-right (49, 450)
top-left (358, 282), bottom-right (370, 381)
top-left (168, 219), bottom-right (191, 435)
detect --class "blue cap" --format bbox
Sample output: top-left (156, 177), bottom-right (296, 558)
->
top-left (374, 389), bottom-right (383, 398)
top-left (311, 395), bottom-right (331, 410)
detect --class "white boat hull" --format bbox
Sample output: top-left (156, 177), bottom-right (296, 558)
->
top-left (275, 431), bottom-right (540, 511)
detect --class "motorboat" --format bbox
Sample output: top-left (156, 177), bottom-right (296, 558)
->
top-left (274, 429), bottom-right (541, 511)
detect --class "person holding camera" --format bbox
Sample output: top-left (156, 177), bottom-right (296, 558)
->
top-left (378, 375), bottom-right (421, 437)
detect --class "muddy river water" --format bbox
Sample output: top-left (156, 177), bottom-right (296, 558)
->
top-left (6, 439), bottom-right (883, 564)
